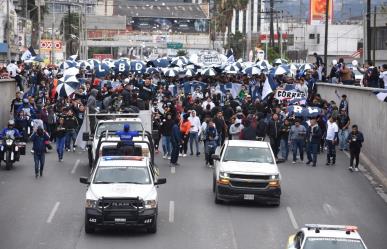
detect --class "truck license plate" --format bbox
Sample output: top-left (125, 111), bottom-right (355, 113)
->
top-left (244, 194), bottom-right (254, 200)
top-left (115, 218), bottom-right (126, 223)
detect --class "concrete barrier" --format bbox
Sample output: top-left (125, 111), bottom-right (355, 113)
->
top-left (317, 83), bottom-right (387, 188)
top-left (0, 79), bottom-right (16, 128)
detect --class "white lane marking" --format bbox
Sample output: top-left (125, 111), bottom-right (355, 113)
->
top-left (169, 201), bottom-right (175, 223)
top-left (46, 202), bottom-right (60, 224)
top-left (71, 159), bottom-right (81, 174)
top-left (227, 215), bottom-right (239, 249)
top-left (286, 206), bottom-right (299, 229)
top-left (171, 166), bottom-right (176, 174)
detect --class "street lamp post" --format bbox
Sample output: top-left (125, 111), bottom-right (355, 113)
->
top-left (323, 0), bottom-right (329, 78)
top-left (37, 0), bottom-right (42, 55)
top-left (6, 0), bottom-right (11, 61)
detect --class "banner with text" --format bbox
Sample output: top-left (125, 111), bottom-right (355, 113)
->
top-left (275, 90), bottom-right (306, 102)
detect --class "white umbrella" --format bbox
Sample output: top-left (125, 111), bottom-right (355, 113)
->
top-left (164, 68), bottom-right (179, 77)
top-left (224, 65), bottom-right (240, 74)
top-left (243, 66), bottom-right (261, 76)
top-left (63, 67), bottom-right (79, 76)
top-left (201, 67), bottom-right (217, 76)
top-left (56, 75), bottom-right (80, 97)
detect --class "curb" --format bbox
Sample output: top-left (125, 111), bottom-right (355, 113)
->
top-left (343, 151), bottom-right (387, 204)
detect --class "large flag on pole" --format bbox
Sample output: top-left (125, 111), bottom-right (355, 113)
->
top-left (21, 46), bottom-right (37, 61)
top-left (75, 109), bottom-right (89, 150)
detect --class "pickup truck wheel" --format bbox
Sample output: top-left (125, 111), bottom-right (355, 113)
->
top-left (214, 188), bottom-right (223, 204)
top-left (147, 217), bottom-right (157, 234)
top-left (87, 147), bottom-right (93, 168)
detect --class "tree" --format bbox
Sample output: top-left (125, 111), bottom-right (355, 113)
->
top-left (211, 0), bottom-right (250, 44)
top-left (27, 2), bottom-right (47, 49)
top-left (225, 31), bottom-right (245, 59)
top-left (176, 50), bottom-right (187, 57)
top-left (60, 13), bottom-right (81, 57)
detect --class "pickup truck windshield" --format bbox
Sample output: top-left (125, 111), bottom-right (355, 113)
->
top-left (96, 122), bottom-right (143, 138)
top-left (223, 146), bottom-right (274, 164)
top-left (303, 237), bottom-right (366, 249)
top-left (93, 167), bottom-right (151, 184)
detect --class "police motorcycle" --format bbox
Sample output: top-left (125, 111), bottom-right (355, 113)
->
top-left (0, 120), bottom-right (26, 170)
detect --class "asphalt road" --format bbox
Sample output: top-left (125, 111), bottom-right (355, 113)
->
top-left (0, 144), bottom-right (386, 249)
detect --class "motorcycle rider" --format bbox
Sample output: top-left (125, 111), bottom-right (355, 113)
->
top-left (0, 120), bottom-right (22, 165)
top-left (0, 120), bottom-right (22, 139)
top-left (204, 120), bottom-right (218, 167)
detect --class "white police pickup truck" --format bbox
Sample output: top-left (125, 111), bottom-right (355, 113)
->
top-left (80, 156), bottom-right (166, 234)
top-left (212, 140), bottom-right (281, 206)
top-left (287, 224), bottom-right (368, 249)
top-left (83, 114), bottom-right (154, 168)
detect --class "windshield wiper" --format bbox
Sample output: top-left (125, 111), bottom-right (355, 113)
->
top-left (94, 181), bottom-right (113, 184)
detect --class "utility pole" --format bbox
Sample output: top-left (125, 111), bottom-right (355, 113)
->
top-left (366, 0), bottom-right (371, 63)
top-left (323, 0), bottom-right (329, 77)
top-left (6, 0), bottom-right (11, 61)
top-left (68, 5), bottom-right (72, 58)
top-left (51, 3), bottom-right (55, 64)
top-left (246, 0), bottom-right (252, 61)
top-left (373, 5), bottom-right (376, 65)
top-left (269, 0), bottom-right (274, 47)
top-left (38, 0), bottom-right (41, 55)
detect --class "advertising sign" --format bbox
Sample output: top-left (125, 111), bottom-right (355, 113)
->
top-left (132, 17), bottom-right (209, 33)
top-left (309, 0), bottom-right (333, 25)
top-left (40, 40), bottom-right (62, 50)
top-left (93, 54), bottom-right (113, 60)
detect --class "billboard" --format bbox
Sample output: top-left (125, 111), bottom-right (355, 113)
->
top-left (131, 17), bottom-right (209, 33)
top-left (40, 40), bottom-right (62, 51)
top-left (309, 0), bottom-right (333, 25)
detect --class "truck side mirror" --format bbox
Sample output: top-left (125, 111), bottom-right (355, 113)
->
top-left (155, 178), bottom-right (167, 185)
top-left (80, 177), bottom-right (90, 184)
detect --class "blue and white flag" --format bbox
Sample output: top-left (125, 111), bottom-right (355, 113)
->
top-left (68, 54), bottom-right (78, 61)
top-left (219, 83), bottom-right (242, 99)
top-left (21, 46), bottom-right (37, 61)
top-left (168, 84), bottom-right (178, 96)
top-left (262, 74), bottom-right (277, 99)
top-left (374, 91), bottom-right (387, 102)
top-left (249, 83), bottom-right (261, 101)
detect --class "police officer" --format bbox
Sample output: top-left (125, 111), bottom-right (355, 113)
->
top-left (0, 120), bottom-right (22, 139)
top-left (116, 124), bottom-right (139, 145)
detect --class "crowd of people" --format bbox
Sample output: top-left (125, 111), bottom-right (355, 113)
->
top-left (0, 55), bottom-right (369, 177)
